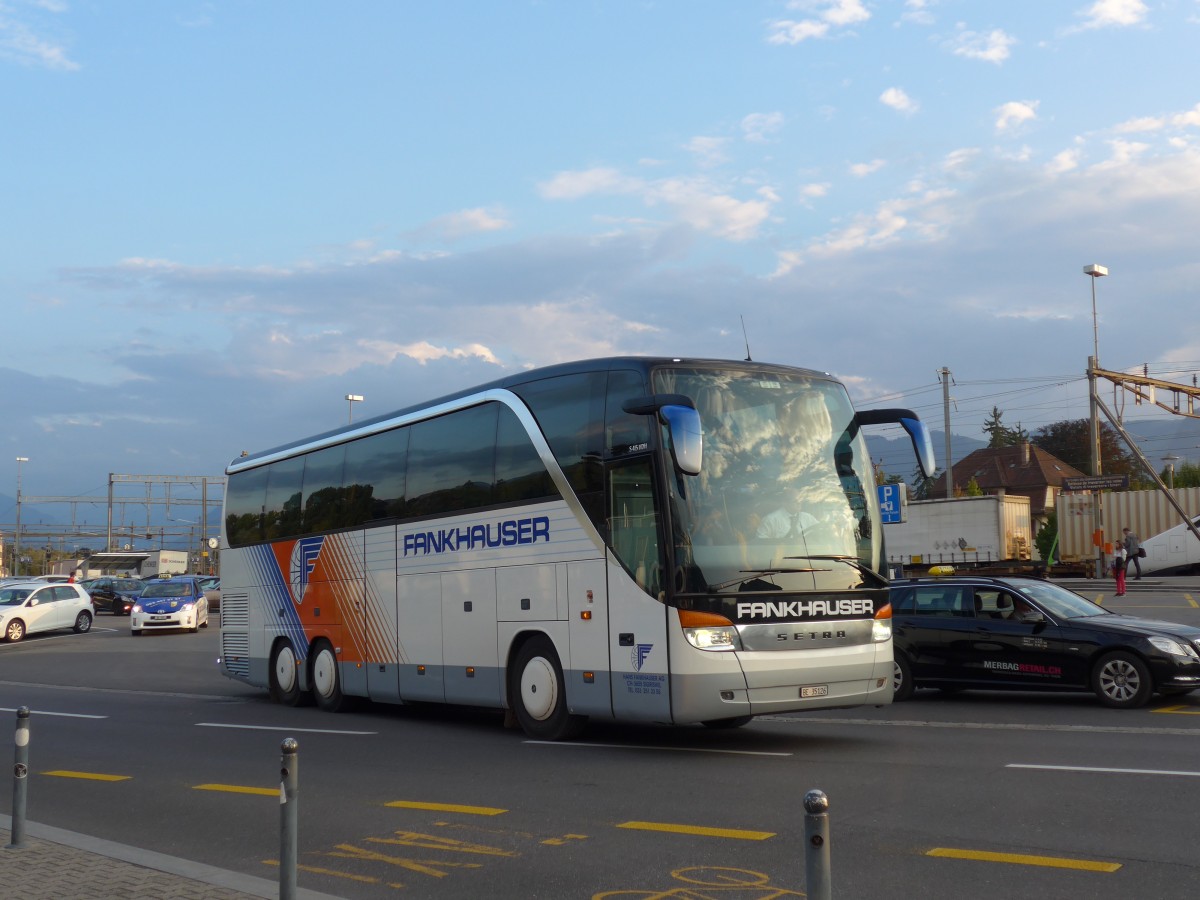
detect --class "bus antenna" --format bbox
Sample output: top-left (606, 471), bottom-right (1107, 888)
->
top-left (740, 315), bottom-right (753, 361)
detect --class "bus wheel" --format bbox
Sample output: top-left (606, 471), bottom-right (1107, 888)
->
top-left (510, 636), bottom-right (585, 741)
top-left (702, 715), bottom-right (752, 729)
top-left (311, 642), bottom-right (349, 712)
top-left (270, 642), bottom-right (302, 707)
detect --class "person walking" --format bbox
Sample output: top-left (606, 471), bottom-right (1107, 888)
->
top-left (1123, 527), bottom-right (1142, 580)
top-left (1112, 543), bottom-right (1128, 596)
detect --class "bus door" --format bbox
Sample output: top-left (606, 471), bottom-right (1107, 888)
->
top-left (606, 459), bottom-right (672, 722)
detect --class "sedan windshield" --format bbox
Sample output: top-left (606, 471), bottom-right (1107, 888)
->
top-left (1004, 579), bottom-right (1108, 619)
top-left (654, 366), bottom-right (880, 594)
top-left (0, 589), bottom-right (32, 606)
top-left (142, 583), bottom-right (193, 598)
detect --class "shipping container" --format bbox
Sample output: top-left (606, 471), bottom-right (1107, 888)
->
top-left (884, 494), bottom-right (1032, 571)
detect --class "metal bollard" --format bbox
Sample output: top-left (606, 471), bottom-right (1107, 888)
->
top-left (279, 738), bottom-right (299, 900)
top-left (6, 707), bottom-right (31, 850)
top-left (804, 788), bottom-right (831, 900)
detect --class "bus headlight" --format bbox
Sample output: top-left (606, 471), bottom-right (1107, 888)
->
top-left (872, 602), bottom-right (893, 643)
top-left (678, 609), bottom-right (741, 652)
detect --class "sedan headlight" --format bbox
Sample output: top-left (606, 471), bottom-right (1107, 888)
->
top-left (678, 609), bottom-right (741, 652)
top-left (131, 604), bottom-right (142, 614)
top-left (1148, 636), bottom-right (1200, 660)
top-left (181, 602), bottom-right (195, 611)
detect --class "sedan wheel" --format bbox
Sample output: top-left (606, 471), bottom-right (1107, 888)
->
top-left (73, 611), bottom-right (92, 633)
top-left (1092, 651), bottom-right (1152, 709)
top-left (892, 653), bottom-right (914, 701)
top-left (5, 620), bottom-right (26, 642)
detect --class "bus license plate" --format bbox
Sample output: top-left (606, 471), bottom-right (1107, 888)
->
top-left (800, 685), bottom-right (829, 699)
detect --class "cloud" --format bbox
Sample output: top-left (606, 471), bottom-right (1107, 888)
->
top-left (1045, 147), bottom-right (1082, 174)
top-left (995, 100), bottom-right (1039, 132)
top-left (0, 1), bottom-right (79, 70)
top-left (766, 0), bottom-right (870, 45)
top-left (945, 28), bottom-right (1016, 64)
top-left (849, 159), bottom-right (886, 177)
top-left (537, 167), bottom-right (644, 200)
top-left (411, 207), bottom-right (512, 241)
top-left (741, 112), bottom-right (784, 143)
top-left (880, 87), bottom-right (919, 114)
top-left (1076, 0), bottom-right (1149, 29)
top-left (539, 167), bottom-right (774, 241)
top-left (685, 136), bottom-right (730, 168)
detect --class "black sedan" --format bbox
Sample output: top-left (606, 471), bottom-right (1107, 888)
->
top-left (85, 577), bottom-right (144, 616)
top-left (890, 575), bottom-right (1200, 709)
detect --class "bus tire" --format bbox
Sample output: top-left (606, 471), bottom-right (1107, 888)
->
top-left (510, 636), bottom-right (585, 741)
top-left (311, 641), bottom-right (349, 712)
top-left (269, 641), bottom-right (303, 707)
top-left (702, 715), bottom-right (752, 729)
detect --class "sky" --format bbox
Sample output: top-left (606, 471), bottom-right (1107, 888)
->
top-left (5, 0), bottom-right (1200, 526)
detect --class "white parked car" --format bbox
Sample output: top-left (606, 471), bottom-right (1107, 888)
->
top-left (131, 577), bottom-right (210, 635)
top-left (0, 581), bottom-right (94, 642)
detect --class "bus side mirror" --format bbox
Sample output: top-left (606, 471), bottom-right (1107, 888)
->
top-left (855, 408), bottom-right (937, 478)
top-left (661, 405), bottom-right (703, 476)
top-left (622, 394), bottom-right (704, 476)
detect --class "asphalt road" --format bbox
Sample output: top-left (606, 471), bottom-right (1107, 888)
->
top-left (1, 579), bottom-right (1199, 898)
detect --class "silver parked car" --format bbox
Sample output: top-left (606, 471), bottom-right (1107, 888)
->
top-left (0, 581), bottom-right (94, 642)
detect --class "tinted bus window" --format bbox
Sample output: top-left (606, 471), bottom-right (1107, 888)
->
top-left (302, 444), bottom-right (348, 533)
top-left (514, 373), bottom-right (605, 495)
top-left (263, 456), bottom-right (305, 540)
top-left (495, 405), bottom-right (558, 503)
top-left (225, 465), bottom-right (269, 546)
top-left (406, 404), bottom-right (497, 517)
top-left (345, 427), bottom-right (408, 524)
top-left (605, 369), bottom-right (650, 458)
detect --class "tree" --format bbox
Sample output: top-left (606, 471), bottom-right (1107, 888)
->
top-left (909, 464), bottom-right (940, 500)
top-left (964, 476), bottom-right (984, 496)
top-left (982, 406), bottom-right (1030, 448)
top-left (1035, 509), bottom-right (1058, 564)
top-left (1031, 418), bottom-right (1135, 476)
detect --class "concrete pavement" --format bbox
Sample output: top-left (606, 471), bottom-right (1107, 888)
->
top-left (1, 815), bottom-right (344, 900)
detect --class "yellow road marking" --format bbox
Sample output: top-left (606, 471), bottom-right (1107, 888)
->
top-left (385, 800), bottom-right (506, 816)
top-left (1186, 593), bottom-right (1198, 609)
top-left (927, 847), bottom-right (1120, 872)
top-left (193, 783), bottom-right (277, 796)
top-left (42, 770), bottom-right (130, 782)
top-left (616, 821), bottom-right (774, 841)
top-left (1152, 704), bottom-right (1200, 715)
top-left (263, 859), bottom-right (404, 887)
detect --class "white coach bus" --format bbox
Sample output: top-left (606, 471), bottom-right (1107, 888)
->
top-left (218, 357), bottom-right (935, 739)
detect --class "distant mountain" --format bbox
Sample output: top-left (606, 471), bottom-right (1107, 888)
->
top-left (867, 416), bottom-right (1200, 484)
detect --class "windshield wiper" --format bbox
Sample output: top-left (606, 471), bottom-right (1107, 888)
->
top-left (783, 555), bottom-right (889, 588)
top-left (708, 567), bottom-right (825, 592)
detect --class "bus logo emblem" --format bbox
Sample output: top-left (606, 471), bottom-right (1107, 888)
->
top-left (289, 536), bottom-right (324, 604)
top-left (633, 643), bottom-right (653, 671)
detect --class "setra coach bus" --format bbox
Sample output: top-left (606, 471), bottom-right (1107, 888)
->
top-left (218, 357), bottom-right (935, 739)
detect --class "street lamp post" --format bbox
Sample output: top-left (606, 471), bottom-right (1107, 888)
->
top-left (346, 394), bottom-right (364, 424)
top-left (14, 457), bottom-right (28, 577)
top-left (1084, 264), bottom-right (1108, 578)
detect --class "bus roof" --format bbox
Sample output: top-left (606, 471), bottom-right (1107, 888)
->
top-left (228, 355), bottom-right (834, 472)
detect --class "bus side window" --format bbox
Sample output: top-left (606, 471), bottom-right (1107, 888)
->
top-left (495, 405), bottom-right (558, 503)
top-left (406, 404), bottom-right (498, 518)
top-left (225, 465), bottom-right (269, 546)
top-left (605, 369), bottom-right (650, 457)
top-left (609, 460), bottom-right (663, 599)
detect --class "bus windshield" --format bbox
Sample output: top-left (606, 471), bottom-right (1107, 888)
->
top-left (655, 366), bottom-right (881, 595)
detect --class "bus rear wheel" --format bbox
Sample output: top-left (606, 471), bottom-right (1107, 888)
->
top-left (269, 642), bottom-right (302, 706)
top-left (510, 636), bottom-right (585, 741)
top-left (311, 642), bottom-right (349, 712)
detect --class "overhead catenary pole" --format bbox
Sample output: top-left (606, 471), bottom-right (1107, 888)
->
top-left (941, 368), bottom-right (953, 498)
top-left (1085, 264), bottom-right (1108, 578)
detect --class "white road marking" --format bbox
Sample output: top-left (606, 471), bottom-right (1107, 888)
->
top-left (0, 707), bottom-right (107, 719)
top-left (525, 740), bottom-right (791, 756)
top-left (1008, 763), bottom-right (1200, 777)
top-left (195, 722), bottom-right (376, 735)
top-left (760, 715), bottom-right (1200, 736)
